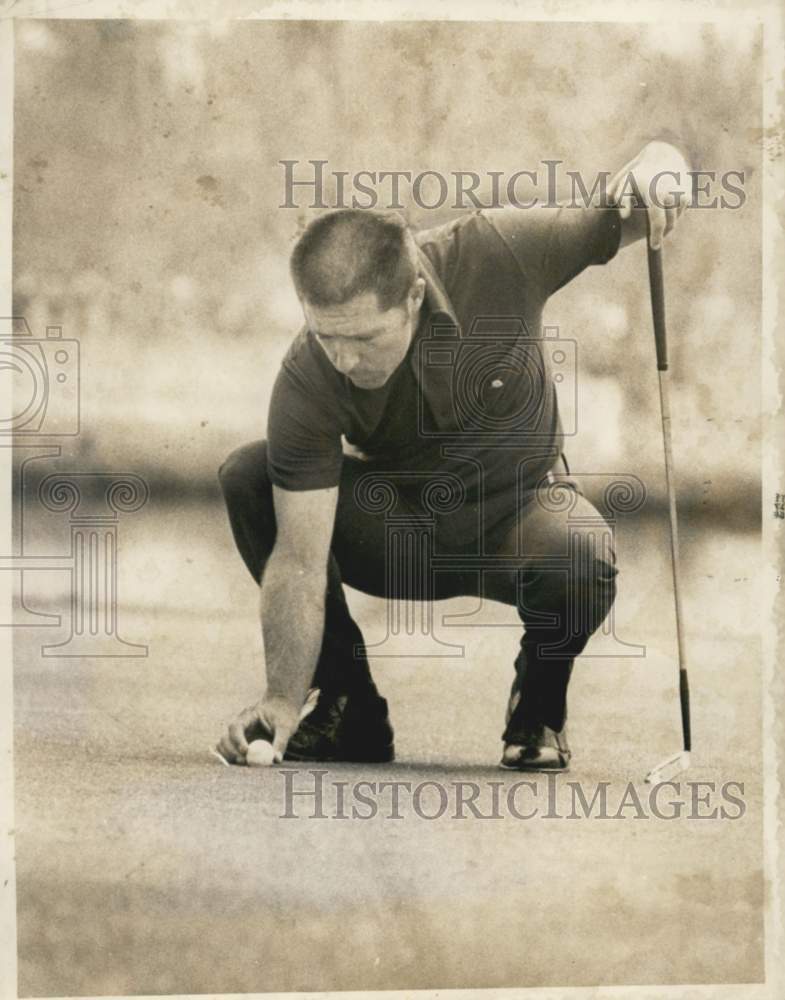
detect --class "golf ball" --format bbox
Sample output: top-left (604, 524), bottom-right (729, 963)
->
top-left (246, 739), bottom-right (276, 767)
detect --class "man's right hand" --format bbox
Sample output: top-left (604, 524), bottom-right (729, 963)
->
top-left (218, 483), bottom-right (338, 766)
top-left (216, 694), bottom-right (301, 765)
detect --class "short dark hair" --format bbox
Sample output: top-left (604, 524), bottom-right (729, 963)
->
top-left (290, 209), bottom-right (418, 312)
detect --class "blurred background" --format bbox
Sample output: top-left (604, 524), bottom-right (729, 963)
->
top-left (11, 18), bottom-right (761, 521)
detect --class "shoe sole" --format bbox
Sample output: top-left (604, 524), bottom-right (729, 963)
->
top-left (499, 756), bottom-right (571, 773)
top-left (284, 743), bottom-right (395, 764)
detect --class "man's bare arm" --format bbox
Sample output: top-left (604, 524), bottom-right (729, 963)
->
top-left (261, 483), bottom-right (338, 710)
top-left (217, 483), bottom-right (338, 763)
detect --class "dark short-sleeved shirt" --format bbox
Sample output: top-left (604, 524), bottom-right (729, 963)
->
top-left (267, 204), bottom-right (621, 496)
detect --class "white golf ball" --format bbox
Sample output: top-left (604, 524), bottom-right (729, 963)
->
top-left (246, 739), bottom-right (276, 767)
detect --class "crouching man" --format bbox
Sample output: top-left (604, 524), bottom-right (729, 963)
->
top-left (216, 141), bottom-right (688, 770)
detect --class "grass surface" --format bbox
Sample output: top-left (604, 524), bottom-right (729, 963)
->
top-left (13, 505), bottom-right (764, 995)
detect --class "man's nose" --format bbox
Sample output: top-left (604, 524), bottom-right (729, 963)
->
top-left (335, 344), bottom-right (359, 373)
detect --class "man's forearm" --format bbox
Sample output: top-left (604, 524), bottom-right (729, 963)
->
top-left (259, 550), bottom-right (326, 710)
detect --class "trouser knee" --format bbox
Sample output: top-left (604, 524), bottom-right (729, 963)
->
top-left (518, 550), bottom-right (618, 643)
top-left (581, 554), bottom-right (618, 634)
top-left (218, 440), bottom-right (270, 505)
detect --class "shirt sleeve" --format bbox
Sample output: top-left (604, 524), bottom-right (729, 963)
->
top-left (482, 203), bottom-right (622, 298)
top-left (266, 363), bottom-right (344, 492)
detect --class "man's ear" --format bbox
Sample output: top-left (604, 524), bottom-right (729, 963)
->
top-left (409, 277), bottom-right (426, 313)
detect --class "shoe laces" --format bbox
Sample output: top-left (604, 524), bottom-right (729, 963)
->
top-left (293, 693), bottom-right (347, 743)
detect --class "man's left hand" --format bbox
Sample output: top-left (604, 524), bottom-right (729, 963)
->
top-left (609, 141), bottom-right (691, 250)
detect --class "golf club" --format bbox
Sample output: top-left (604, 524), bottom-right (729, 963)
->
top-left (643, 235), bottom-right (692, 784)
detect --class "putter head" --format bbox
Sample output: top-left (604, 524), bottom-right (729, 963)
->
top-left (644, 750), bottom-right (690, 784)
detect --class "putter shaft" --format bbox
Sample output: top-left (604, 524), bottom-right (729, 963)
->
top-left (657, 369), bottom-right (692, 753)
top-left (647, 241), bottom-right (692, 763)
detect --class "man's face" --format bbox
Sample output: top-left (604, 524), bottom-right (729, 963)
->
top-left (303, 279), bottom-right (426, 390)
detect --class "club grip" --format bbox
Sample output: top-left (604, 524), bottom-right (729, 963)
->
top-left (679, 668), bottom-right (691, 752)
top-left (647, 243), bottom-right (668, 372)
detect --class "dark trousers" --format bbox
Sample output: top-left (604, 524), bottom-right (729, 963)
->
top-left (218, 440), bottom-right (618, 733)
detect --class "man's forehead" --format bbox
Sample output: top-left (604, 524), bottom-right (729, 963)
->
top-left (303, 292), bottom-right (398, 335)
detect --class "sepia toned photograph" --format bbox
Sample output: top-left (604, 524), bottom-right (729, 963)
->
top-left (0, 4), bottom-right (782, 999)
